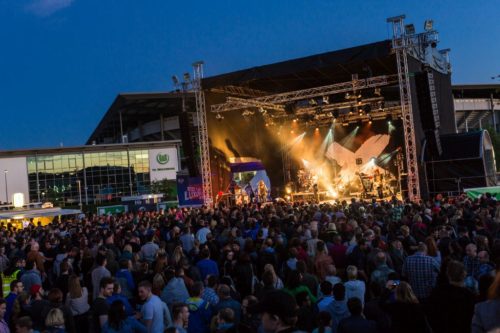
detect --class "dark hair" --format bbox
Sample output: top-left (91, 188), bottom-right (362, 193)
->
top-left (100, 277), bottom-right (115, 290)
top-left (317, 311), bottom-right (332, 333)
top-left (218, 308), bottom-right (235, 323)
top-left (119, 259), bottom-right (129, 269)
top-left (10, 280), bottom-right (20, 291)
top-left (108, 300), bottom-right (126, 330)
top-left (286, 270), bottom-right (302, 289)
top-left (96, 254), bottom-right (107, 266)
top-left (333, 283), bottom-right (345, 301)
top-left (207, 275), bottom-right (218, 288)
top-left (347, 297), bottom-right (363, 315)
top-left (0, 299), bottom-right (6, 306)
top-left (262, 270), bottom-right (275, 287)
top-left (296, 260), bottom-right (307, 273)
top-left (295, 291), bottom-right (310, 306)
top-left (47, 288), bottom-right (63, 304)
top-left (138, 280), bottom-right (152, 290)
top-left (320, 281), bottom-right (333, 296)
top-left (200, 248), bottom-right (210, 259)
top-left (60, 260), bottom-right (70, 273)
top-left (446, 260), bottom-right (466, 283)
top-left (15, 316), bottom-right (33, 329)
top-left (25, 260), bottom-right (35, 271)
top-left (191, 281), bottom-right (204, 297)
top-left (172, 303), bottom-right (188, 320)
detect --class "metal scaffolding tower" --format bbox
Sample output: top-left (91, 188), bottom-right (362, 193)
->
top-left (192, 61), bottom-right (213, 206)
top-left (387, 15), bottom-right (421, 201)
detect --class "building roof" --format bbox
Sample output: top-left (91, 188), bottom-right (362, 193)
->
top-left (0, 140), bottom-right (181, 158)
top-left (86, 92), bottom-right (195, 145)
top-left (452, 84), bottom-right (500, 98)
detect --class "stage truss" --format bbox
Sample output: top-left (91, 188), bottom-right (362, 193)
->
top-left (193, 15), bottom-right (449, 204)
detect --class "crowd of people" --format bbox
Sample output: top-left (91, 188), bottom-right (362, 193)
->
top-left (0, 193), bottom-right (499, 333)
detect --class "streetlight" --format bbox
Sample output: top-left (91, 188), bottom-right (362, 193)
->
top-left (76, 179), bottom-right (82, 210)
top-left (3, 170), bottom-right (8, 204)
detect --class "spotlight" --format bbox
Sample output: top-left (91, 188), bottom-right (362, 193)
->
top-left (171, 75), bottom-right (179, 86)
top-left (374, 88), bottom-right (381, 96)
top-left (293, 119), bottom-right (297, 123)
top-left (357, 100), bottom-right (363, 106)
top-left (368, 115), bottom-right (373, 124)
top-left (216, 113), bottom-right (224, 121)
top-left (315, 127), bottom-right (319, 131)
top-left (242, 110), bottom-right (255, 117)
top-left (378, 101), bottom-right (385, 111)
top-left (309, 99), bottom-right (317, 106)
top-left (345, 92), bottom-right (350, 100)
top-left (424, 19), bottom-right (434, 31)
top-left (322, 96), bottom-right (330, 104)
top-left (405, 24), bottom-right (415, 35)
top-left (349, 106), bottom-right (355, 114)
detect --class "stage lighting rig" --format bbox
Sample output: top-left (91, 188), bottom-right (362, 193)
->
top-left (404, 24), bottom-right (415, 35)
top-left (242, 110), bottom-right (255, 117)
top-left (424, 19), bottom-right (434, 31)
top-left (322, 96), bottom-right (330, 104)
top-left (374, 88), bottom-right (381, 96)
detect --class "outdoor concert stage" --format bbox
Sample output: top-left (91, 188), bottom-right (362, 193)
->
top-left (196, 15), bottom-right (496, 203)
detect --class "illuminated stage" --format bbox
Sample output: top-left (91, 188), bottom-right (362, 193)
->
top-left (200, 16), bottom-right (461, 203)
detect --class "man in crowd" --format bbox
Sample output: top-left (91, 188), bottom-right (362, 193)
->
top-left (91, 276), bottom-right (114, 332)
top-left (402, 242), bottom-right (440, 300)
top-left (138, 280), bottom-right (165, 333)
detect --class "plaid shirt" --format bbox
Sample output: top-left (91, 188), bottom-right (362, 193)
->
top-left (463, 255), bottom-right (481, 278)
top-left (403, 252), bottom-right (440, 299)
top-left (202, 287), bottom-right (219, 306)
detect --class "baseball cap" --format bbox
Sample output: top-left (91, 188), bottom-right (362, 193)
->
top-left (249, 290), bottom-right (297, 320)
top-left (30, 284), bottom-right (42, 296)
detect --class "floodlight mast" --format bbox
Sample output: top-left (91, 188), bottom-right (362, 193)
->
top-left (192, 61), bottom-right (213, 206)
top-left (387, 15), bottom-right (421, 202)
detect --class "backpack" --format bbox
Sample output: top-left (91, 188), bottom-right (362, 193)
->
top-left (1, 269), bottom-right (20, 298)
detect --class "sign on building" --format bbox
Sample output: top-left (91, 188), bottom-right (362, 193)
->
top-left (148, 148), bottom-right (179, 181)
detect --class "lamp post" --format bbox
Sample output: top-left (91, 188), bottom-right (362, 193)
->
top-left (3, 170), bottom-right (8, 204)
top-left (76, 179), bottom-right (82, 210)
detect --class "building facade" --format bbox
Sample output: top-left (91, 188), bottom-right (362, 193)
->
top-left (0, 141), bottom-right (180, 206)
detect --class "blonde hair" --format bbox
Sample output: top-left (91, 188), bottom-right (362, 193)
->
top-left (45, 308), bottom-right (65, 328)
top-left (68, 275), bottom-right (83, 299)
top-left (395, 281), bottom-right (419, 304)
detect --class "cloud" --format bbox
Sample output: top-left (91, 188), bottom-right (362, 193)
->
top-left (25, 0), bottom-right (74, 17)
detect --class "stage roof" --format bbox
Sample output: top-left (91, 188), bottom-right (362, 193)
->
top-left (202, 40), bottom-right (397, 94)
top-left (87, 92), bottom-right (195, 145)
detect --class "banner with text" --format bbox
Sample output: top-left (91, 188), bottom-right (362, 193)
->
top-left (177, 175), bottom-right (204, 207)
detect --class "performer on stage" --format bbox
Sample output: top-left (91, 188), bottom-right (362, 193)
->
top-left (257, 180), bottom-right (268, 203)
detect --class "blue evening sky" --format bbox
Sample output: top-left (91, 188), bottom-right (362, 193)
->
top-left (0, 0), bottom-right (498, 149)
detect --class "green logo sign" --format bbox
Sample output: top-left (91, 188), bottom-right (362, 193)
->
top-left (156, 153), bottom-right (169, 165)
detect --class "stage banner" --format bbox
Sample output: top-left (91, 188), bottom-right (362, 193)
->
top-left (177, 175), bottom-right (204, 207)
